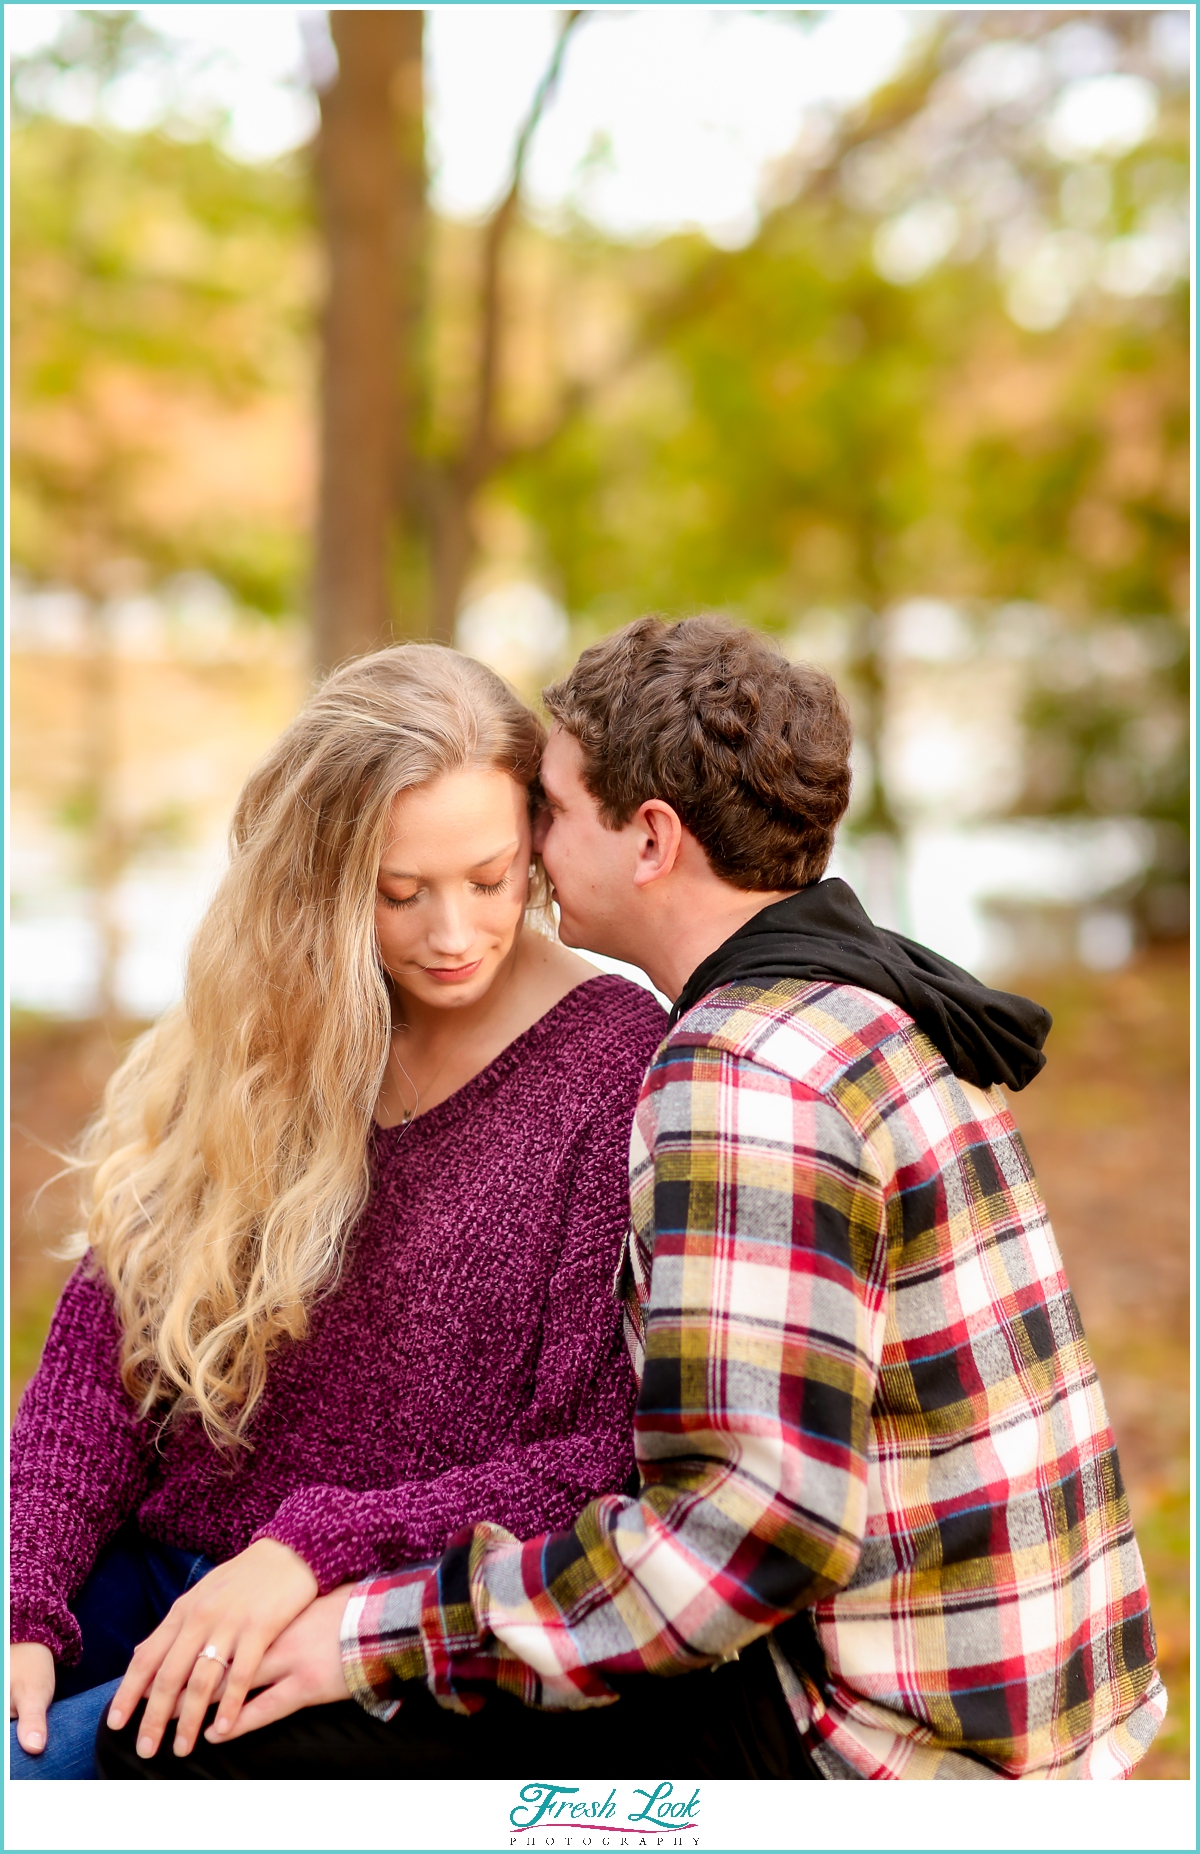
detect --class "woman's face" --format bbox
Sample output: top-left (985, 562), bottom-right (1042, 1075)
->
top-left (375, 766), bottom-right (532, 1013)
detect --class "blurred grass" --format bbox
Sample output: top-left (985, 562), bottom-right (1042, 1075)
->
top-left (1007, 945), bottom-right (1190, 1781)
top-left (9, 948), bottom-right (1191, 1776)
top-left (9, 1013), bottom-right (148, 1412)
top-left (1134, 1486), bottom-right (1192, 1780)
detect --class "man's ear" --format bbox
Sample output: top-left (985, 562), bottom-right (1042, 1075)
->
top-left (631, 800), bottom-right (684, 889)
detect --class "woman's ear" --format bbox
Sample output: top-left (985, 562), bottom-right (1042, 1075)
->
top-left (631, 800), bottom-right (684, 889)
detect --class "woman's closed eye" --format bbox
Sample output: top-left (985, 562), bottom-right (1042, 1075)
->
top-left (378, 872), bottom-right (510, 909)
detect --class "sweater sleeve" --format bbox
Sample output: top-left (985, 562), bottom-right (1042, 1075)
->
top-left (9, 1261), bottom-right (158, 1664)
top-left (254, 1096), bottom-right (642, 1593)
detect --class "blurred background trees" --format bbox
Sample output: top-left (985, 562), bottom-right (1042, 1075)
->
top-left (12, 6), bottom-right (1188, 918)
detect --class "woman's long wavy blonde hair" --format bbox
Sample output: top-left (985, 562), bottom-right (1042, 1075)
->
top-left (75, 645), bottom-right (546, 1449)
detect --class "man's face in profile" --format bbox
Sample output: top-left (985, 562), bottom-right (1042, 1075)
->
top-left (534, 727), bottom-right (635, 960)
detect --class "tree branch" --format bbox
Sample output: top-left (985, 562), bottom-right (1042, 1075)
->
top-left (488, 250), bottom-right (729, 477)
top-left (464, 8), bottom-right (582, 487)
top-left (453, 11), bottom-right (948, 513)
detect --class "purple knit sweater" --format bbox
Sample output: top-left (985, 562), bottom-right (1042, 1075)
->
top-left (10, 975), bottom-right (667, 1665)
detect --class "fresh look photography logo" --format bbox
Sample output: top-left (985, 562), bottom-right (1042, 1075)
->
top-left (509, 1781), bottom-right (702, 1847)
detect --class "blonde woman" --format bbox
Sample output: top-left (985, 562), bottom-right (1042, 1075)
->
top-left (9, 646), bottom-right (666, 1779)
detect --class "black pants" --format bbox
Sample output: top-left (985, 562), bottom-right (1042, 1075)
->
top-left (95, 1635), bottom-right (823, 1780)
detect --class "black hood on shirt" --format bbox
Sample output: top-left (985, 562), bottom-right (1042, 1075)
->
top-left (667, 877), bottom-right (1051, 1092)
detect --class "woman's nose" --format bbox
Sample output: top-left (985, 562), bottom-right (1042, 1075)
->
top-left (427, 900), bottom-right (474, 955)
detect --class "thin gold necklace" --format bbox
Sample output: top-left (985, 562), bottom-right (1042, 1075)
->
top-left (386, 1032), bottom-right (455, 1126)
top-left (386, 949), bottom-right (520, 1126)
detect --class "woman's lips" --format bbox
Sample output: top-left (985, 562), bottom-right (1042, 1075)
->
top-left (423, 959), bottom-right (483, 984)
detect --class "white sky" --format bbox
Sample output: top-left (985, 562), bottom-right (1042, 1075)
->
top-left (6, 5), bottom-right (918, 241)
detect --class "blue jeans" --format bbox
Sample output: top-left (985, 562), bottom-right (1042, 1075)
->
top-left (10, 1524), bottom-right (216, 1780)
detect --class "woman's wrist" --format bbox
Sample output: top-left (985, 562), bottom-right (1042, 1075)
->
top-left (7, 1612), bottom-right (72, 1663)
top-left (242, 1535), bottom-right (320, 1602)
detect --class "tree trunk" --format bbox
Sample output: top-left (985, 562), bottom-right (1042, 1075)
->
top-left (313, 10), bottom-right (425, 672)
top-left (391, 13), bottom-right (428, 620)
top-left (847, 605), bottom-right (895, 836)
top-left (427, 468), bottom-right (474, 646)
top-left (421, 13), bottom-right (580, 645)
top-left (844, 496), bottom-right (905, 929)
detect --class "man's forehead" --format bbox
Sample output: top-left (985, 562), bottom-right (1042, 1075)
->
top-left (539, 725), bottom-right (585, 794)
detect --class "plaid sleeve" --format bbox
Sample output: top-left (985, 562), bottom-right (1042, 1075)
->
top-left (341, 1044), bottom-right (891, 1714)
top-left (340, 1563), bottom-right (429, 1718)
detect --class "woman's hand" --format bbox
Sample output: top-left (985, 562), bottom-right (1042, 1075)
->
top-left (206, 1585), bottom-right (354, 1743)
top-left (106, 1537), bottom-right (318, 1759)
top-left (9, 1642), bottom-right (56, 1755)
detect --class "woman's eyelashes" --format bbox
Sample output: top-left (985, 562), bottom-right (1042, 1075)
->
top-left (377, 873), bottom-right (511, 911)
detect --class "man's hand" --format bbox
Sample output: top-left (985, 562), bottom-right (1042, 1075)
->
top-left (9, 1642), bottom-right (56, 1755)
top-left (206, 1586), bottom-right (354, 1743)
top-left (106, 1537), bottom-right (318, 1759)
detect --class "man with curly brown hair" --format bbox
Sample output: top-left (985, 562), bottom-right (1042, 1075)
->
top-left (337, 615), bottom-right (1163, 1779)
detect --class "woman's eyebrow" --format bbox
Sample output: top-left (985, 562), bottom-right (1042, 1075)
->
top-left (378, 839), bottom-right (519, 881)
top-left (467, 839), bottom-right (519, 870)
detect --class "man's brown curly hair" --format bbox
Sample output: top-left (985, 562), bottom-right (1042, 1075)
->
top-left (542, 614), bottom-right (853, 892)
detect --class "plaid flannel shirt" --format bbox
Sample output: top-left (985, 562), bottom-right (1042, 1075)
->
top-left (342, 980), bottom-right (1165, 1779)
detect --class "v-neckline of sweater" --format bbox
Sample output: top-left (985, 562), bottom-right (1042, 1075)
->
top-left (371, 972), bottom-right (615, 1143)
